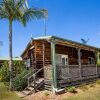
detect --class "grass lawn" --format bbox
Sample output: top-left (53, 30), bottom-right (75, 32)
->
top-left (62, 83), bottom-right (100, 100)
top-left (0, 82), bottom-right (22, 100)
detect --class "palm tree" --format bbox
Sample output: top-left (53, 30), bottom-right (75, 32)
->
top-left (0, 0), bottom-right (47, 90)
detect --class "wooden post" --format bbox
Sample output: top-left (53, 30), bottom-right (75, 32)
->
top-left (34, 43), bottom-right (37, 70)
top-left (33, 74), bottom-right (36, 92)
top-left (51, 38), bottom-right (57, 92)
top-left (42, 41), bottom-right (45, 78)
top-left (78, 48), bottom-right (82, 78)
top-left (42, 41), bottom-right (45, 68)
top-left (95, 52), bottom-right (98, 75)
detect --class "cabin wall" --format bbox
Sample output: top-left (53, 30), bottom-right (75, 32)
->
top-left (22, 41), bottom-right (96, 70)
top-left (55, 44), bottom-right (96, 65)
top-left (35, 40), bottom-right (52, 78)
top-left (35, 40), bottom-right (51, 68)
top-left (81, 49), bottom-right (95, 65)
top-left (21, 40), bottom-right (52, 78)
top-left (56, 44), bottom-right (78, 65)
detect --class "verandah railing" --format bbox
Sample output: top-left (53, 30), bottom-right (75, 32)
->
top-left (57, 64), bottom-right (100, 81)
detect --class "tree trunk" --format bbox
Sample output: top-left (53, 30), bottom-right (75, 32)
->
top-left (9, 19), bottom-right (13, 91)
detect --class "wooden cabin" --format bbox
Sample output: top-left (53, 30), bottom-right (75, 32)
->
top-left (21, 36), bottom-right (100, 93)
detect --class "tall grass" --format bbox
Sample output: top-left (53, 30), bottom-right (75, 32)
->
top-left (0, 83), bottom-right (22, 100)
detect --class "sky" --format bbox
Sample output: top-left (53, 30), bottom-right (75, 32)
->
top-left (0, 0), bottom-right (100, 57)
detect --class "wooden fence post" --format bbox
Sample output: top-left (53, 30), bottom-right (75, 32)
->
top-left (78, 48), bottom-right (82, 79)
top-left (51, 38), bottom-right (57, 92)
top-left (42, 41), bottom-right (45, 79)
top-left (95, 52), bottom-right (98, 75)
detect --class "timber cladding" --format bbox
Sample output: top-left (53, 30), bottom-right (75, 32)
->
top-left (55, 44), bottom-right (96, 65)
top-left (22, 40), bottom-right (96, 68)
top-left (35, 40), bottom-right (51, 68)
top-left (21, 40), bottom-right (52, 78)
top-left (55, 44), bottom-right (78, 65)
top-left (35, 40), bottom-right (52, 78)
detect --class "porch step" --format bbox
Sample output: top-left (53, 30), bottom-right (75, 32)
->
top-left (27, 86), bottom-right (34, 91)
top-left (22, 90), bottom-right (31, 95)
top-left (16, 92), bottom-right (26, 98)
top-left (44, 80), bottom-right (52, 91)
top-left (31, 83), bottom-right (38, 87)
top-left (21, 78), bottom-right (44, 97)
top-left (44, 84), bottom-right (52, 88)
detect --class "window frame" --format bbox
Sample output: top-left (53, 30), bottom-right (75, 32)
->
top-left (88, 57), bottom-right (95, 65)
top-left (56, 54), bottom-right (69, 65)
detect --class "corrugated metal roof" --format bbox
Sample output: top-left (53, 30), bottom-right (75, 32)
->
top-left (33, 35), bottom-right (99, 49)
top-left (21, 35), bottom-right (100, 57)
top-left (0, 57), bottom-right (22, 61)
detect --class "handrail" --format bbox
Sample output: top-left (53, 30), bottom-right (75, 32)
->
top-left (34, 67), bottom-right (44, 76)
top-left (27, 67), bottom-right (44, 87)
top-left (81, 64), bottom-right (96, 66)
top-left (57, 64), bottom-right (96, 67)
top-left (28, 67), bottom-right (43, 80)
top-left (23, 69), bottom-right (36, 79)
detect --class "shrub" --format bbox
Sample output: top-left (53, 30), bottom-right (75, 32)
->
top-left (0, 61), bottom-right (9, 82)
top-left (0, 61), bottom-right (25, 82)
top-left (66, 86), bottom-right (77, 93)
top-left (96, 80), bottom-right (100, 85)
top-left (44, 91), bottom-right (50, 96)
top-left (13, 69), bottom-right (29, 91)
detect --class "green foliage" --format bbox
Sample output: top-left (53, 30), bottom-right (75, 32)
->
top-left (0, 0), bottom-right (47, 26)
top-left (13, 69), bottom-right (29, 91)
top-left (0, 61), bottom-right (9, 82)
top-left (66, 86), bottom-right (77, 93)
top-left (96, 80), bottom-right (100, 84)
top-left (0, 61), bottom-right (25, 82)
top-left (44, 91), bottom-right (50, 96)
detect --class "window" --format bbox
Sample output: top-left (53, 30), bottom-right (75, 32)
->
top-left (62, 58), bottom-right (66, 65)
top-left (25, 59), bottom-right (30, 68)
top-left (56, 54), bottom-right (61, 64)
top-left (56, 54), bottom-right (68, 65)
top-left (61, 55), bottom-right (68, 65)
top-left (88, 57), bottom-right (94, 65)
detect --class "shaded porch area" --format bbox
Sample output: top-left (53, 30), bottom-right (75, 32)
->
top-left (50, 38), bottom-right (100, 89)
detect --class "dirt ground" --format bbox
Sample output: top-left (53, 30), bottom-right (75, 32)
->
top-left (18, 83), bottom-right (100, 100)
top-left (24, 90), bottom-right (78, 100)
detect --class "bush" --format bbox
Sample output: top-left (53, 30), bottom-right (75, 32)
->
top-left (0, 61), bottom-right (9, 82)
top-left (66, 86), bottom-right (77, 93)
top-left (0, 61), bottom-right (25, 82)
top-left (13, 69), bottom-right (29, 91)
